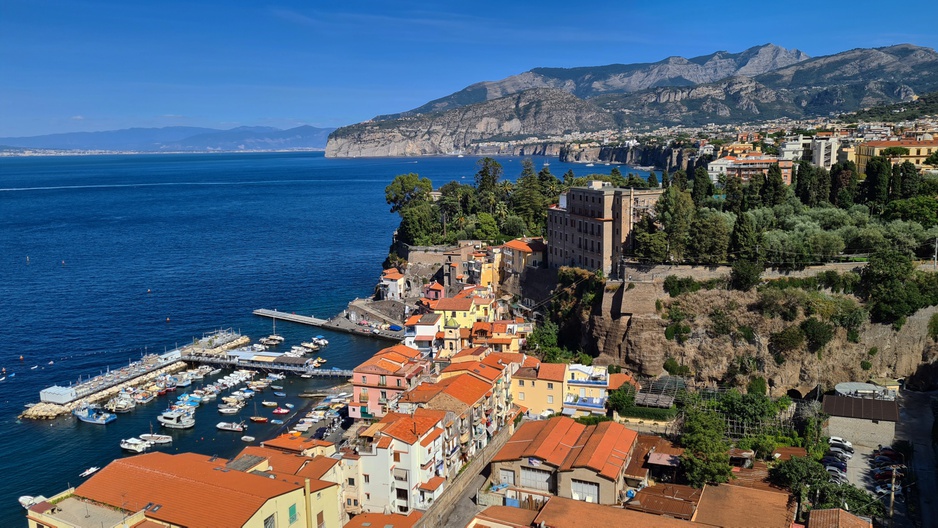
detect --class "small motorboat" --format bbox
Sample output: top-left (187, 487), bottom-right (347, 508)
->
top-left (273, 392), bottom-right (286, 397)
top-left (120, 437), bottom-right (153, 453)
top-left (241, 435), bottom-right (256, 442)
top-left (218, 406), bottom-right (240, 415)
top-left (270, 385), bottom-right (283, 390)
top-left (261, 400), bottom-right (277, 407)
top-left (217, 421), bottom-right (247, 432)
top-left (270, 419), bottom-right (284, 425)
top-left (139, 433), bottom-right (172, 445)
top-left (272, 407), bottom-right (289, 415)
top-left (79, 467), bottom-right (100, 478)
top-left (19, 495), bottom-right (47, 509)
top-left (285, 403), bottom-right (294, 409)
top-left (249, 416), bottom-right (269, 423)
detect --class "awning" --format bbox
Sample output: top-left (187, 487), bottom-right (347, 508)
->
top-left (561, 408), bottom-right (576, 416)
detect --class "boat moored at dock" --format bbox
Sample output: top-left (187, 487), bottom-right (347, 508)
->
top-left (120, 437), bottom-right (153, 453)
top-left (157, 409), bottom-right (195, 429)
top-left (73, 405), bottom-right (116, 425)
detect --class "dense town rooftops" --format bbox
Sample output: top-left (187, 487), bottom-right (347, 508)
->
top-left (75, 452), bottom-right (302, 527)
top-left (378, 408), bottom-right (447, 445)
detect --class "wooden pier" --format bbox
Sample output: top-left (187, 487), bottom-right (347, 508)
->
top-left (253, 309), bottom-right (328, 327)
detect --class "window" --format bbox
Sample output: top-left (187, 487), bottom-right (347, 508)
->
top-left (547, 395), bottom-right (554, 404)
top-left (364, 474), bottom-right (370, 483)
top-left (571, 479), bottom-right (600, 503)
top-left (317, 511), bottom-right (325, 528)
top-left (397, 379), bottom-right (402, 387)
top-left (397, 488), bottom-right (409, 500)
top-left (379, 375), bottom-right (387, 385)
top-left (365, 493), bottom-right (371, 500)
top-left (518, 392), bottom-right (525, 401)
top-left (347, 499), bottom-right (353, 506)
top-left (361, 376), bottom-right (366, 383)
top-left (264, 514), bottom-right (276, 528)
top-left (518, 380), bottom-right (524, 387)
top-left (394, 452), bottom-right (401, 462)
top-left (289, 504), bottom-right (298, 524)
top-left (347, 477), bottom-right (355, 486)
top-left (547, 382), bottom-right (553, 390)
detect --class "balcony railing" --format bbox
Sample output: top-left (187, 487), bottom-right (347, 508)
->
top-left (567, 378), bottom-right (607, 386)
top-left (564, 395), bottom-right (607, 409)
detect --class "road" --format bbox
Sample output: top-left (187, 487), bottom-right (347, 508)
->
top-left (896, 390), bottom-right (937, 528)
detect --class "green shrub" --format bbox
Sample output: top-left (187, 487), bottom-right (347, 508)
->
top-left (655, 299), bottom-right (663, 312)
top-left (847, 329), bottom-right (860, 343)
top-left (709, 309), bottom-right (735, 337)
top-left (663, 356), bottom-right (691, 376)
top-left (737, 325), bottom-right (756, 344)
top-left (868, 347), bottom-right (878, 357)
top-left (861, 360), bottom-right (872, 371)
top-left (664, 275), bottom-right (701, 297)
top-left (665, 323), bottom-right (691, 344)
top-left (747, 376), bottom-right (768, 396)
top-left (616, 405), bottom-right (679, 421)
top-left (800, 317), bottom-right (834, 352)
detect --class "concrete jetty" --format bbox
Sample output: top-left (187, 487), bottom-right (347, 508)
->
top-left (254, 308), bottom-right (405, 342)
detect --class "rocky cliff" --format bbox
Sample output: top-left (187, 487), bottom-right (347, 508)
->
top-left (326, 89), bottom-right (615, 158)
top-left (586, 286), bottom-right (938, 397)
top-left (559, 144), bottom-right (700, 173)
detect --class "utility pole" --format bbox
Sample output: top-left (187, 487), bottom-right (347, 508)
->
top-left (932, 235), bottom-right (937, 270)
top-left (888, 466), bottom-right (898, 528)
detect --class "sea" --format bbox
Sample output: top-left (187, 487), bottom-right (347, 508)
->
top-left (0, 151), bottom-right (646, 525)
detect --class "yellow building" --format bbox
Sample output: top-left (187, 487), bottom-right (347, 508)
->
top-left (855, 138), bottom-right (938, 174)
top-left (563, 364), bottom-right (610, 418)
top-left (432, 291), bottom-right (496, 329)
top-left (511, 362), bottom-right (567, 416)
top-left (27, 452), bottom-right (314, 528)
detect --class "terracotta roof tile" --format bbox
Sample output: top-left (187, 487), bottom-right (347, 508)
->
top-left (533, 496), bottom-right (708, 527)
top-left (418, 476), bottom-right (446, 491)
top-left (609, 372), bottom-right (640, 391)
top-left (694, 484), bottom-right (793, 528)
top-left (472, 505), bottom-right (539, 527)
top-left (563, 420), bottom-right (637, 480)
top-left (382, 269), bottom-right (404, 280)
top-left (434, 297), bottom-right (474, 311)
top-left (807, 508), bottom-right (872, 528)
top-left (260, 433), bottom-right (334, 454)
top-left (76, 453), bottom-right (302, 527)
top-left (536, 363), bottom-right (567, 381)
top-left (344, 511), bottom-right (423, 528)
top-left (379, 408), bottom-right (447, 445)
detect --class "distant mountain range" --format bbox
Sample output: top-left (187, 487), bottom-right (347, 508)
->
top-left (327, 43), bottom-right (938, 157)
top-left (0, 125), bottom-right (335, 152)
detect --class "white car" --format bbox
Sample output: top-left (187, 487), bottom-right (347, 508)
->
top-left (875, 483), bottom-right (902, 496)
top-left (828, 436), bottom-right (853, 448)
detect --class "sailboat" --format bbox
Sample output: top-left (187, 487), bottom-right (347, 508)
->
top-left (258, 318), bottom-right (284, 347)
top-left (249, 402), bottom-right (268, 423)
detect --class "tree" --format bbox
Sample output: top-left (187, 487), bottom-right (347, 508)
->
top-left (794, 161), bottom-right (818, 206)
top-left (648, 171), bottom-right (659, 188)
top-left (538, 166), bottom-right (561, 202)
top-left (800, 317), bottom-right (834, 352)
top-left (563, 169), bottom-right (576, 186)
top-left (862, 156), bottom-right (892, 213)
top-left (743, 176), bottom-right (763, 210)
top-left (512, 159), bottom-right (547, 231)
top-left (926, 151), bottom-right (938, 168)
top-left (723, 174), bottom-right (744, 215)
top-left (610, 167), bottom-right (623, 180)
top-left (671, 169), bottom-right (688, 191)
top-left (691, 167), bottom-right (714, 207)
top-left (899, 160), bottom-right (921, 198)
top-left (687, 212), bottom-right (731, 264)
top-left (680, 408), bottom-right (733, 487)
top-left (655, 186), bottom-right (696, 261)
top-left (830, 161), bottom-right (859, 208)
top-left (397, 202), bottom-right (440, 245)
top-left (730, 260), bottom-right (763, 291)
top-left (385, 173), bottom-right (433, 214)
top-left (661, 169), bottom-right (670, 189)
top-left (474, 157), bottom-right (502, 195)
top-left (762, 163), bottom-right (787, 207)
top-left (860, 248), bottom-right (918, 326)
top-left (882, 146), bottom-right (910, 159)
top-left (730, 212), bottom-right (760, 260)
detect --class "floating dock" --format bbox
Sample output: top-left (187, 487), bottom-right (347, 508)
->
top-left (253, 309), bottom-right (405, 342)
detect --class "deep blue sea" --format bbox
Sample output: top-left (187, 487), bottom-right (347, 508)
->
top-left (0, 151), bottom-right (642, 525)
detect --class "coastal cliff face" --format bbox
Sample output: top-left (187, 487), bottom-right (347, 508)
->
top-left (325, 89), bottom-right (615, 158)
top-left (560, 144), bottom-right (700, 173)
top-left (584, 286), bottom-right (938, 397)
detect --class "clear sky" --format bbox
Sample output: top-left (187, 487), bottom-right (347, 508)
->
top-left (2, 0), bottom-right (937, 137)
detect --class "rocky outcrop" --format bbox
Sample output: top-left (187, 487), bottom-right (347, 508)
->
top-left (560, 144), bottom-right (700, 173)
top-left (326, 89), bottom-right (615, 158)
top-left (586, 286), bottom-right (938, 397)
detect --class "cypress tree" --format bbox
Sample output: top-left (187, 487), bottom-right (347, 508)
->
top-left (672, 169), bottom-right (688, 191)
top-left (730, 211), bottom-right (760, 261)
top-left (648, 171), bottom-right (659, 188)
top-left (762, 163), bottom-right (787, 207)
top-left (723, 174), bottom-right (744, 215)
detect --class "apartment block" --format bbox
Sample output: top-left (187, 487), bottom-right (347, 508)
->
top-left (855, 137), bottom-right (938, 174)
top-left (349, 344), bottom-right (430, 419)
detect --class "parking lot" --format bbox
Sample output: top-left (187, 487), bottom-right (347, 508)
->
top-left (839, 440), bottom-right (909, 526)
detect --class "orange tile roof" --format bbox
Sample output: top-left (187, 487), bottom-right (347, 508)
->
top-left (261, 433), bottom-right (334, 454)
top-left (452, 346), bottom-right (489, 360)
top-left (295, 456), bottom-right (340, 481)
top-left (76, 453), bottom-right (302, 527)
top-left (379, 408), bottom-right (447, 445)
top-left (420, 427), bottom-right (444, 447)
top-left (344, 511), bottom-right (423, 528)
top-left (503, 238), bottom-right (547, 253)
top-left (609, 372), bottom-right (640, 391)
top-left (472, 505), bottom-right (539, 528)
top-left (441, 372), bottom-right (493, 406)
top-left (864, 139), bottom-right (938, 148)
top-left (418, 476), bottom-right (446, 492)
top-left (427, 282), bottom-right (444, 291)
top-left (533, 496), bottom-right (708, 527)
top-left (536, 362), bottom-right (567, 382)
top-left (234, 445), bottom-right (308, 474)
top-left (562, 420), bottom-right (638, 480)
top-left (405, 314), bottom-right (423, 326)
top-left (807, 509), bottom-right (872, 528)
top-left (481, 352), bottom-right (527, 368)
top-left (493, 417), bottom-right (584, 467)
top-left (435, 296), bottom-right (474, 312)
top-left (382, 269), bottom-right (404, 280)
top-left (694, 484), bottom-right (793, 528)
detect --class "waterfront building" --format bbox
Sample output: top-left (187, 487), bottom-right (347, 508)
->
top-left (377, 268), bottom-right (405, 301)
top-left (707, 153), bottom-right (793, 185)
top-left (348, 344), bottom-right (430, 420)
top-left (489, 416), bottom-right (639, 505)
top-left (511, 362), bottom-right (567, 417)
top-left (500, 237), bottom-right (546, 299)
top-left (27, 452), bottom-right (313, 528)
top-left (355, 408), bottom-right (448, 514)
top-left (546, 181), bottom-right (663, 278)
top-left (854, 136), bottom-right (938, 174)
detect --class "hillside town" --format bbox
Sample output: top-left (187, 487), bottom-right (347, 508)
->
top-left (22, 113), bottom-right (938, 528)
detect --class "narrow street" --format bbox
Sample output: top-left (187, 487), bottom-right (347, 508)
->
top-left (895, 390), bottom-right (938, 528)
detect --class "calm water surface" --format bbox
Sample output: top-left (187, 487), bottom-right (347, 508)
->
top-left (0, 151), bottom-right (634, 524)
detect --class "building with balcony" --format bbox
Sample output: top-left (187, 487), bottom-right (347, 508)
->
top-left (546, 181), bottom-right (663, 278)
top-left (349, 344), bottom-right (430, 419)
top-left (512, 362), bottom-right (567, 417)
top-left (403, 313), bottom-right (444, 356)
top-left (432, 289), bottom-right (497, 329)
top-left (355, 408), bottom-right (448, 515)
top-left (563, 364), bottom-right (610, 418)
top-left (490, 416), bottom-right (638, 505)
top-left (500, 237), bottom-right (546, 298)
top-left (26, 452), bottom-right (318, 528)
top-left (707, 154), bottom-right (793, 185)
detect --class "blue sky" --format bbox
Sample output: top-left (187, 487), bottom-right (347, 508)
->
top-left (2, 0), bottom-right (937, 137)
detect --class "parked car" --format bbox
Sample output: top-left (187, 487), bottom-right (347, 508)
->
top-left (825, 465), bottom-right (847, 476)
top-left (829, 473), bottom-right (849, 485)
top-left (829, 441), bottom-right (855, 454)
top-left (874, 446), bottom-right (898, 456)
top-left (873, 451), bottom-right (903, 462)
top-left (822, 459), bottom-right (847, 471)
top-left (875, 483), bottom-right (902, 496)
top-left (872, 456), bottom-right (900, 468)
top-left (873, 469), bottom-right (901, 481)
top-left (828, 446), bottom-right (853, 459)
top-left (828, 436), bottom-right (853, 448)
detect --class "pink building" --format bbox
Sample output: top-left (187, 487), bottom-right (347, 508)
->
top-left (349, 344), bottom-right (430, 420)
